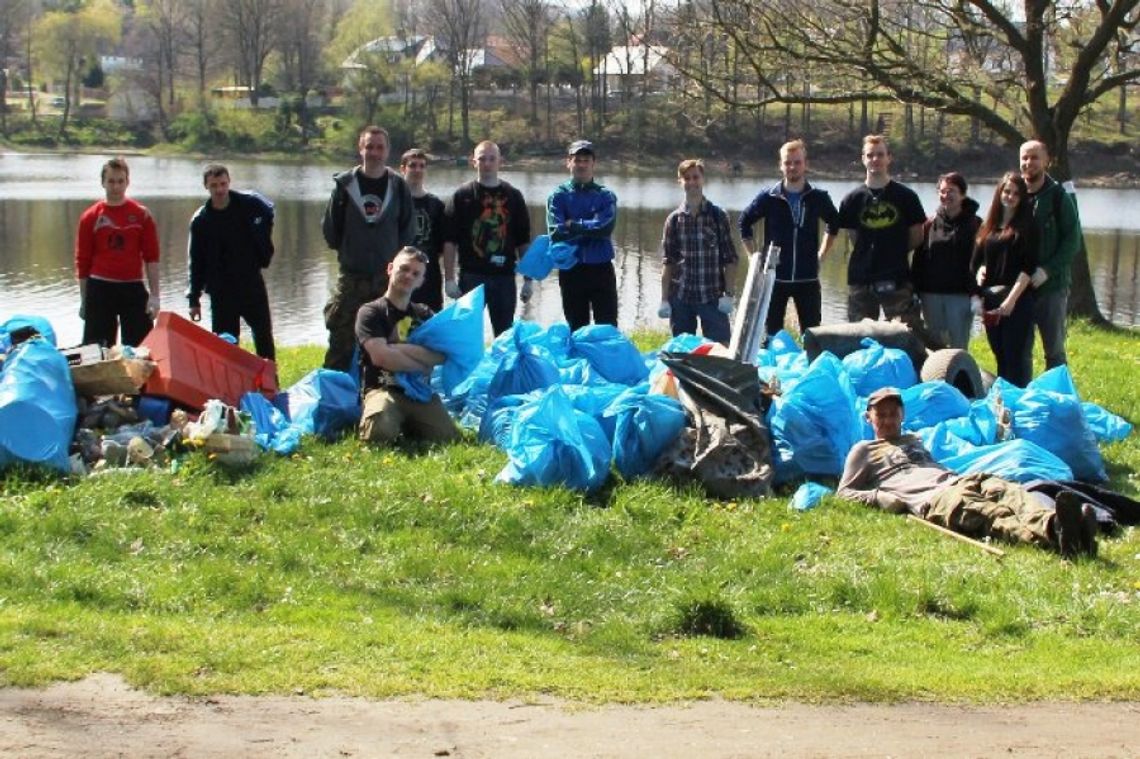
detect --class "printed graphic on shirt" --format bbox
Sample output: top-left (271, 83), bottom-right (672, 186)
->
top-left (413, 207), bottom-right (434, 247)
top-left (470, 194), bottom-right (511, 266)
top-left (860, 198), bottom-right (902, 229)
top-left (361, 194), bottom-right (383, 224)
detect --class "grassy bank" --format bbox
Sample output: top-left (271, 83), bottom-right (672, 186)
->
top-left (1, 322), bottom-right (1138, 703)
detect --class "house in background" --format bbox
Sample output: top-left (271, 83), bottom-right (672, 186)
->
top-left (595, 45), bottom-right (676, 95)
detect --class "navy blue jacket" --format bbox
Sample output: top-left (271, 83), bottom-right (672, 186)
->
top-left (738, 181), bottom-right (839, 282)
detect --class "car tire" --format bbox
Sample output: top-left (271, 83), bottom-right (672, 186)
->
top-left (920, 348), bottom-right (985, 399)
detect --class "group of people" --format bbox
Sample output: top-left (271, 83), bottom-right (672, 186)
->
top-left (76, 157), bottom-right (278, 360)
top-left (664, 135), bottom-right (1083, 390)
top-left (71, 129), bottom-right (1123, 560)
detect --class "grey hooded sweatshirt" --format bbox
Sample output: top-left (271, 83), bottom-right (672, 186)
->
top-left (321, 166), bottom-right (415, 276)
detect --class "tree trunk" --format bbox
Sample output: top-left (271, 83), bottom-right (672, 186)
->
top-left (1050, 152), bottom-right (1108, 325)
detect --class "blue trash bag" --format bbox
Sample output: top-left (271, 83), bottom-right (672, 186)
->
top-left (1030, 364), bottom-right (1079, 397)
top-left (0, 337), bottom-right (77, 472)
top-left (1007, 386), bottom-right (1106, 482)
top-left (487, 335), bottom-right (561, 403)
top-left (240, 392), bottom-right (302, 454)
top-left (516, 235), bottom-right (555, 280)
top-left (1081, 401), bottom-right (1132, 443)
top-left (604, 387), bottom-right (686, 480)
top-left (768, 352), bottom-right (862, 483)
top-left (493, 320), bottom-right (572, 361)
top-left (563, 383), bottom-right (627, 442)
top-left (569, 324), bottom-right (649, 386)
top-left (842, 338), bottom-right (918, 397)
top-left (918, 421), bottom-right (978, 462)
top-left (900, 381), bottom-right (971, 432)
top-left (941, 438), bottom-right (1074, 483)
top-left (281, 368), bottom-right (361, 439)
top-left (403, 285), bottom-right (486, 395)
top-left (478, 391), bottom-right (539, 448)
top-left (550, 240), bottom-right (578, 269)
top-left (768, 330), bottom-right (802, 356)
top-left (496, 386), bottom-right (612, 492)
top-left (791, 481), bottom-right (833, 511)
top-left (0, 315), bottom-right (58, 348)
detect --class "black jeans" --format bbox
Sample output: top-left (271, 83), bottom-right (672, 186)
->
top-left (83, 278), bottom-right (152, 348)
top-left (557, 261), bottom-right (618, 332)
top-left (460, 271), bottom-right (516, 337)
top-left (211, 275), bottom-right (276, 360)
top-left (766, 279), bottom-right (822, 337)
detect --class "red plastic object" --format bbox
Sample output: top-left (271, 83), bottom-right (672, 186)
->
top-left (140, 312), bottom-right (278, 410)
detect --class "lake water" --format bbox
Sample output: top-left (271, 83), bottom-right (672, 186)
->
top-left (2, 151), bottom-right (1137, 348)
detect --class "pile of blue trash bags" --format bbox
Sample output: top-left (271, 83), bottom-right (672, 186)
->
top-left (1, 302), bottom-right (1133, 496)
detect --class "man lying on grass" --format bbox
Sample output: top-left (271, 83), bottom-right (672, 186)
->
top-left (838, 387), bottom-right (1097, 558)
top-left (355, 246), bottom-right (461, 445)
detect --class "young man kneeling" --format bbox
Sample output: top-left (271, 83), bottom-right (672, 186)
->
top-left (355, 246), bottom-right (460, 444)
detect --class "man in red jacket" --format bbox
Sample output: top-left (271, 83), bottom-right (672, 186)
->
top-left (75, 157), bottom-right (161, 347)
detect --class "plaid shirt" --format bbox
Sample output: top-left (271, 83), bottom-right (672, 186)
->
top-left (661, 198), bottom-right (738, 304)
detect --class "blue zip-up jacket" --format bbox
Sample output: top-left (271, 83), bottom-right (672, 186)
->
top-left (545, 179), bottom-right (618, 265)
top-left (737, 181), bottom-right (839, 282)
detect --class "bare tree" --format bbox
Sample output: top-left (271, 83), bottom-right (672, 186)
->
top-left (137, 0), bottom-right (189, 136)
top-left (278, 0), bottom-right (326, 95)
top-left (423, 0), bottom-right (484, 147)
top-left (186, 0), bottom-right (222, 108)
top-left (667, 0), bottom-right (1140, 323)
top-left (499, 0), bottom-right (553, 127)
top-left (218, 0), bottom-right (280, 107)
top-left (0, 0), bottom-right (33, 135)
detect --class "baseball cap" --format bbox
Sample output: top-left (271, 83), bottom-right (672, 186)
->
top-left (567, 139), bottom-right (595, 156)
top-left (866, 387), bottom-right (904, 410)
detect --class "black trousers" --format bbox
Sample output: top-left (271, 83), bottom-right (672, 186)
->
top-left (211, 275), bottom-right (276, 360)
top-left (765, 279), bottom-right (822, 337)
top-left (83, 278), bottom-right (152, 348)
top-left (557, 261), bottom-right (618, 332)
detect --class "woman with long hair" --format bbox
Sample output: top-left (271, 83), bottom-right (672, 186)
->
top-left (912, 172), bottom-right (982, 349)
top-left (971, 172), bottom-right (1039, 386)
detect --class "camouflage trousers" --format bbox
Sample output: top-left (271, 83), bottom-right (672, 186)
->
top-left (926, 472), bottom-right (1055, 548)
top-left (847, 281), bottom-right (925, 331)
top-left (323, 270), bottom-right (388, 372)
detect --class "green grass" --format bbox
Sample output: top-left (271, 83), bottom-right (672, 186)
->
top-left (1, 322), bottom-right (1138, 703)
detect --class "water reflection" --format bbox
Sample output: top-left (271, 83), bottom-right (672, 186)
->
top-left (1, 152), bottom-right (1137, 348)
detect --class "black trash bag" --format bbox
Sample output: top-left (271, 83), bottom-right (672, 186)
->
top-left (654, 352), bottom-right (775, 499)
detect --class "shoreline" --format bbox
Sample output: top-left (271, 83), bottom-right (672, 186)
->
top-left (5, 143), bottom-right (1140, 189)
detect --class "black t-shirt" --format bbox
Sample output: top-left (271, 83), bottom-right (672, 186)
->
top-left (356, 173), bottom-right (390, 225)
top-left (354, 295), bottom-right (433, 391)
top-left (838, 180), bottom-right (925, 286)
top-left (411, 193), bottom-right (446, 258)
top-left (444, 180), bottom-right (531, 275)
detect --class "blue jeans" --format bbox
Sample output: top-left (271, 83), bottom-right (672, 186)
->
top-left (670, 298), bottom-right (731, 345)
top-left (919, 292), bottom-right (974, 350)
top-left (460, 271), bottom-right (516, 336)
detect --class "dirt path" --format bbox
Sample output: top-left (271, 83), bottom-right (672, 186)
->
top-left (3, 674), bottom-right (1138, 758)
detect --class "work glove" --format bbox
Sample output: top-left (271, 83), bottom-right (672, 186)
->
top-left (78, 300), bottom-right (86, 320)
top-left (717, 294), bottom-right (734, 315)
top-left (444, 279), bottom-right (462, 300)
top-left (975, 266), bottom-right (987, 288)
top-left (189, 304), bottom-right (202, 322)
top-left (970, 296), bottom-right (983, 316)
top-left (1030, 267), bottom-right (1049, 288)
top-left (146, 294), bottom-right (161, 319)
top-left (657, 301), bottom-right (672, 320)
top-left (519, 278), bottom-right (534, 303)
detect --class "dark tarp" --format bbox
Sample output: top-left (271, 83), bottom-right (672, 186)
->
top-left (655, 352), bottom-right (774, 499)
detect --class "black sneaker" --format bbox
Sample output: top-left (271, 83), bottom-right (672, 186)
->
top-left (1079, 503), bottom-right (1099, 558)
top-left (1054, 492), bottom-right (1083, 558)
